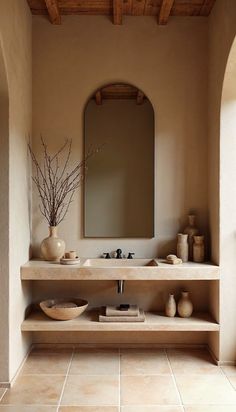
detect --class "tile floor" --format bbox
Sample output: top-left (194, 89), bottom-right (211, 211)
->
top-left (0, 348), bottom-right (236, 411)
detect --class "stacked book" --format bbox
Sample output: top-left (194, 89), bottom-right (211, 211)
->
top-left (99, 304), bottom-right (145, 322)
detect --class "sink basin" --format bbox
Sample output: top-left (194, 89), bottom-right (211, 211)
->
top-left (83, 258), bottom-right (158, 267)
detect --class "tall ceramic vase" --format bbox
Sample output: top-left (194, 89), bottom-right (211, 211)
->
top-left (193, 235), bottom-right (205, 263)
top-left (165, 293), bottom-right (176, 317)
top-left (177, 233), bottom-right (189, 262)
top-left (40, 226), bottom-right (65, 261)
top-left (183, 214), bottom-right (199, 261)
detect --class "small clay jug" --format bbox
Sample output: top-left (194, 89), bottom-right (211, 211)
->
top-left (165, 294), bottom-right (176, 317)
top-left (177, 233), bottom-right (189, 262)
top-left (178, 291), bottom-right (193, 318)
top-left (193, 235), bottom-right (205, 263)
top-left (40, 226), bottom-right (65, 261)
top-left (184, 215), bottom-right (199, 260)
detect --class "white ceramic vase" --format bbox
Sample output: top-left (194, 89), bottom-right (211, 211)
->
top-left (177, 233), bottom-right (189, 262)
top-left (40, 226), bottom-right (65, 261)
top-left (165, 293), bottom-right (176, 317)
top-left (178, 291), bottom-right (193, 318)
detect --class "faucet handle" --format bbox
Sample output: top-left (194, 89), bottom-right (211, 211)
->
top-left (127, 252), bottom-right (135, 259)
top-left (103, 252), bottom-right (111, 259)
top-left (116, 248), bottom-right (122, 259)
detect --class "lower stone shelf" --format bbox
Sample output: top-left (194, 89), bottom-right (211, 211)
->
top-left (21, 310), bottom-right (219, 332)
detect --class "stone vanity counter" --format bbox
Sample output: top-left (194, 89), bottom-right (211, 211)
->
top-left (21, 259), bottom-right (220, 281)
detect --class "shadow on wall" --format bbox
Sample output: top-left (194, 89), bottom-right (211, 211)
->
top-left (0, 38), bottom-right (9, 382)
top-left (220, 34), bottom-right (236, 362)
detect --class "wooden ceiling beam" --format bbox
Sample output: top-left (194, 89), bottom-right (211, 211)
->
top-left (158, 0), bottom-right (174, 25)
top-left (113, 0), bottom-right (123, 25)
top-left (137, 90), bottom-right (144, 105)
top-left (95, 91), bottom-right (102, 105)
top-left (44, 0), bottom-right (61, 24)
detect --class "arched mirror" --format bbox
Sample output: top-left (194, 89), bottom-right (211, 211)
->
top-left (84, 83), bottom-right (154, 238)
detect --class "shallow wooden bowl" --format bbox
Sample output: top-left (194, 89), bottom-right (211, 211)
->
top-left (39, 298), bottom-right (88, 321)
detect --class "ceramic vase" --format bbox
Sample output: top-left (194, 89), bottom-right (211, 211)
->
top-left (183, 214), bottom-right (199, 261)
top-left (177, 233), bottom-right (189, 262)
top-left (40, 226), bottom-right (65, 261)
top-left (178, 291), bottom-right (193, 318)
top-left (165, 293), bottom-right (176, 317)
top-left (193, 235), bottom-right (205, 263)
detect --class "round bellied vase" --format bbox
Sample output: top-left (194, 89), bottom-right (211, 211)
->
top-left (40, 226), bottom-right (65, 261)
top-left (178, 291), bottom-right (193, 318)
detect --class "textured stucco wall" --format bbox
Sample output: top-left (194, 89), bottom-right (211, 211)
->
top-left (0, 0), bottom-right (32, 382)
top-left (32, 15), bottom-right (209, 260)
top-left (208, 0), bottom-right (236, 361)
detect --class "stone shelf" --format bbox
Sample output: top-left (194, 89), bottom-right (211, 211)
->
top-left (21, 259), bottom-right (220, 281)
top-left (21, 310), bottom-right (219, 332)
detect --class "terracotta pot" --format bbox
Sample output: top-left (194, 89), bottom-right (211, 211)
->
top-left (40, 226), bottom-right (65, 261)
top-left (178, 291), bottom-right (193, 318)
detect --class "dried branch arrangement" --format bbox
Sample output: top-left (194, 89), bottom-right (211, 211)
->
top-left (28, 137), bottom-right (94, 227)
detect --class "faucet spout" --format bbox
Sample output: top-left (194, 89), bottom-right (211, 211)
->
top-left (117, 280), bottom-right (124, 294)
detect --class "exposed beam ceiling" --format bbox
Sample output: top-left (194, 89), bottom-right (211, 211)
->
top-left (158, 0), bottom-right (175, 25)
top-left (28, 1), bottom-right (216, 25)
top-left (113, 0), bottom-right (122, 25)
top-left (44, 0), bottom-right (61, 24)
top-left (94, 84), bottom-right (146, 104)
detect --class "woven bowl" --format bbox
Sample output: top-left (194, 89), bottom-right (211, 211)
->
top-left (39, 298), bottom-right (88, 321)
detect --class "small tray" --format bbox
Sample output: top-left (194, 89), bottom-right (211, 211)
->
top-left (60, 257), bottom-right (80, 265)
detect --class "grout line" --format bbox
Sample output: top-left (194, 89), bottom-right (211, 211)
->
top-left (0, 388), bottom-right (7, 402)
top-left (56, 347), bottom-right (75, 412)
top-left (119, 348), bottom-right (121, 412)
top-left (220, 366), bottom-right (236, 391)
top-left (165, 348), bottom-right (184, 407)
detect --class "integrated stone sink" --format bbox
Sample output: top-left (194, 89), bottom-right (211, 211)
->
top-left (83, 258), bottom-right (158, 267)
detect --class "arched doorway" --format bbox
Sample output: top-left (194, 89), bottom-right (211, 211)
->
top-left (220, 36), bottom-right (236, 362)
top-left (0, 40), bottom-right (9, 383)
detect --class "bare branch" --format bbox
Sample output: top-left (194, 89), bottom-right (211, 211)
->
top-left (28, 137), bottom-right (98, 226)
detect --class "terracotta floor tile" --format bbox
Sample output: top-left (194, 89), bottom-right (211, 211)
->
top-left (121, 406), bottom-right (184, 411)
top-left (0, 375), bottom-right (64, 405)
top-left (226, 375), bottom-right (236, 390)
top-left (31, 347), bottom-right (73, 354)
top-left (61, 375), bottom-right (119, 406)
top-left (167, 349), bottom-right (221, 375)
top-left (0, 407), bottom-right (57, 412)
top-left (69, 351), bottom-right (119, 375)
top-left (120, 350), bottom-right (171, 375)
top-left (184, 406), bottom-right (236, 412)
top-left (21, 353), bottom-right (71, 375)
top-left (175, 374), bottom-right (236, 404)
top-left (221, 365), bottom-right (236, 377)
top-left (59, 407), bottom-right (119, 411)
top-left (121, 375), bottom-right (180, 405)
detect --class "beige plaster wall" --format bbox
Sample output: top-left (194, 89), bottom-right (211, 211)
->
top-left (0, 0), bottom-right (32, 382)
top-left (208, 0), bottom-right (236, 361)
top-left (32, 15), bottom-right (209, 259)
